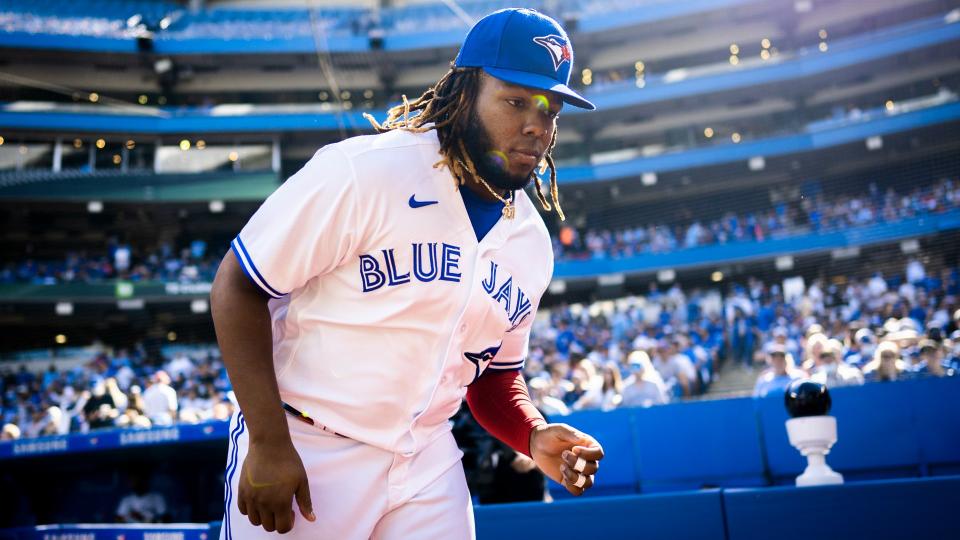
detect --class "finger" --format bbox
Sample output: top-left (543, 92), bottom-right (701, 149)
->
top-left (561, 464), bottom-right (595, 492)
top-left (247, 507), bottom-right (262, 527)
top-left (295, 478), bottom-right (316, 522)
top-left (275, 506), bottom-right (294, 534)
top-left (572, 443), bottom-right (605, 462)
top-left (261, 510), bottom-right (276, 533)
top-left (562, 450), bottom-right (600, 475)
top-left (237, 497), bottom-right (248, 516)
top-left (560, 474), bottom-right (582, 496)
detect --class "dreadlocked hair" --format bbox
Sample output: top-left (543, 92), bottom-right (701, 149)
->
top-left (363, 66), bottom-right (564, 220)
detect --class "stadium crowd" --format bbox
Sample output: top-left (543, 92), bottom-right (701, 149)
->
top-left (5, 178), bottom-right (957, 287)
top-left (555, 178), bottom-right (960, 260)
top-left (1, 240), bottom-right (223, 285)
top-left (516, 257), bottom-right (959, 416)
top-left (1, 345), bottom-right (234, 440)
top-left (3, 257), bottom-right (957, 441)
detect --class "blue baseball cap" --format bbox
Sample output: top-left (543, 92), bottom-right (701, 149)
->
top-left (454, 8), bottom-right (595, 110)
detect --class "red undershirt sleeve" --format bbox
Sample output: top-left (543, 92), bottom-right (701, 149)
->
top-left (465, 368), bottom-right (547, 458)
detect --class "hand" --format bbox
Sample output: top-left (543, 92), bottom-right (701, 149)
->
top-left (237, 439), bottom-right (315, 534)
top-left (529, 423), bottom-right (604, 496)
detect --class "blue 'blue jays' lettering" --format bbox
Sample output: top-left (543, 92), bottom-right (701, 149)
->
top-left (440, 243), bottom-right (461, 282)
top-left (359, 243), bottom-right (461, 292)
top-left (482, 261), bottom-right (533, 331)
top-left (382, 249), bottom-right (410, 286)
top-left (464, 343), bottom-right (502, 385)
top-left (412, 242), bottom-right (438, 282)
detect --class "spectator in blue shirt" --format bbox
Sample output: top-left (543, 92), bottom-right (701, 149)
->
top-left (753, 344), bottom-right (802, 397)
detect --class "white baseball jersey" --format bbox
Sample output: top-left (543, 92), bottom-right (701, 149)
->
top-left (230, 128), bottom-right (552, 460)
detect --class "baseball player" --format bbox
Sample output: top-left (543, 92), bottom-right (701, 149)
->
top-left (210, 8), bottom-right (603, 539)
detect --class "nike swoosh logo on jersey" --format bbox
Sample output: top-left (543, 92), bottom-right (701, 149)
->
top-left (409, 195), bottom-right (438, 208)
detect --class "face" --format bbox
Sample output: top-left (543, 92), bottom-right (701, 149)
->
top-left (465, 72), bottom-right (563, 191)
top-left (769, 353), bottom-right (787, 372)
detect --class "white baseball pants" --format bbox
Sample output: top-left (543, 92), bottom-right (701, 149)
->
top-left (219, 411), bottom-right (475, 540)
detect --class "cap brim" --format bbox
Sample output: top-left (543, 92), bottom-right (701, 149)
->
top-left (483, 66), bottom-right (595, 110)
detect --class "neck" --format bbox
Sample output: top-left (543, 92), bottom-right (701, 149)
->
top-left (462, 171), bottom-right (509, 203)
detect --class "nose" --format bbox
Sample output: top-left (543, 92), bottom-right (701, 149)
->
top-left (521, 112), bottom-right (551, 140)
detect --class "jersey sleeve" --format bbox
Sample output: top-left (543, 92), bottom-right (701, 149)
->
top-left (231, 146), bottom-right (361, 297)
top-left (487, 295), bottom-right (540, 372)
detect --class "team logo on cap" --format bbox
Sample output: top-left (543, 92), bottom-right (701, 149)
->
top-left (533, 34), bottom-right (571, 71)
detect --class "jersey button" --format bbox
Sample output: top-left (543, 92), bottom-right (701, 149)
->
top-left (459, 324), bottom-right (467, 333)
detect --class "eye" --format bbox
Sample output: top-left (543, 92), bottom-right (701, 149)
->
top-left (506, 98), bottom-right (524, 108)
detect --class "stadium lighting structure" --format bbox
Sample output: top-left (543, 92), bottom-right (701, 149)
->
top-left (89, 92), bottom-right (99, 103)
top-left (749, 156), bottom-right (766, 171)
top-left (732, 133), bottom-right (742, 143)
top-left (761, 38), bottom-right (771, 49)
top-left (154, 58), bottom-right (173, 75)
top-left (228, 151), bottom-right (239, 162)
top-left (167, 331), bottom-right (177, 341)
top-left (138, 95), bottom-right (148, 105)
top-left (95, 139), bottom-right (106, 149)
top-left (179, 139), bottom-right (190, 150)
top-left (641, 172), bottom-right (657, 186)
top-left (729, 55), bottom-right (739, 66)
top-left (776, 256), bottom-right (795, 271)
top-left (885, 100), bottom-right (895, 111)
top-left (760, 50), bottom-right (771, 60)
top-left (548, 280), bottom-right (567, 295)
top-left (196, 140), bottom-right (206, 150)
top-left (729, 44), bottom-right (739, 55)
top-left (900, 239), bottom-right (920, 254)
top-left (704, 127), bottom-right (714, 138)
top-left (711, 271), bottom-right (724, 282)
top-left (55, 302), bottom-right (73, 316)
top-left (55, 334), bottom-right (67, 345)
top-left (209, 200), bottom-right (225, 213)
top-left (598, 273), bottom-right (625, 287)
top-left (657, 269), bottom-right (676, 283)
top-left (819, 42), bottom-right (828, 52)
top-left (794, 0), bottom-right (812, 13)
top-left (125, 140), bottom-right (135, 150)
top-left (819, 29), bottom-right (828, 39)
top-left (73, 139), bottom-right (83, 149)
top-left (866, 136), bottom-right (883, 151)
top-left (191, 299), bottom-right (209, 314)
top-left (87, 200), bottom-right (103, 213)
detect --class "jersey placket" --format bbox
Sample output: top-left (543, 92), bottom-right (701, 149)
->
top-left (396, 197), bottom-right (513, 455)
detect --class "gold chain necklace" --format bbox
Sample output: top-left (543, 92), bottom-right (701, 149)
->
top-left (471, 174), bottom-right (517, 219)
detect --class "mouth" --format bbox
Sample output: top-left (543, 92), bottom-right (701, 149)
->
top-left (509, 149), bottom-right (541, 168)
